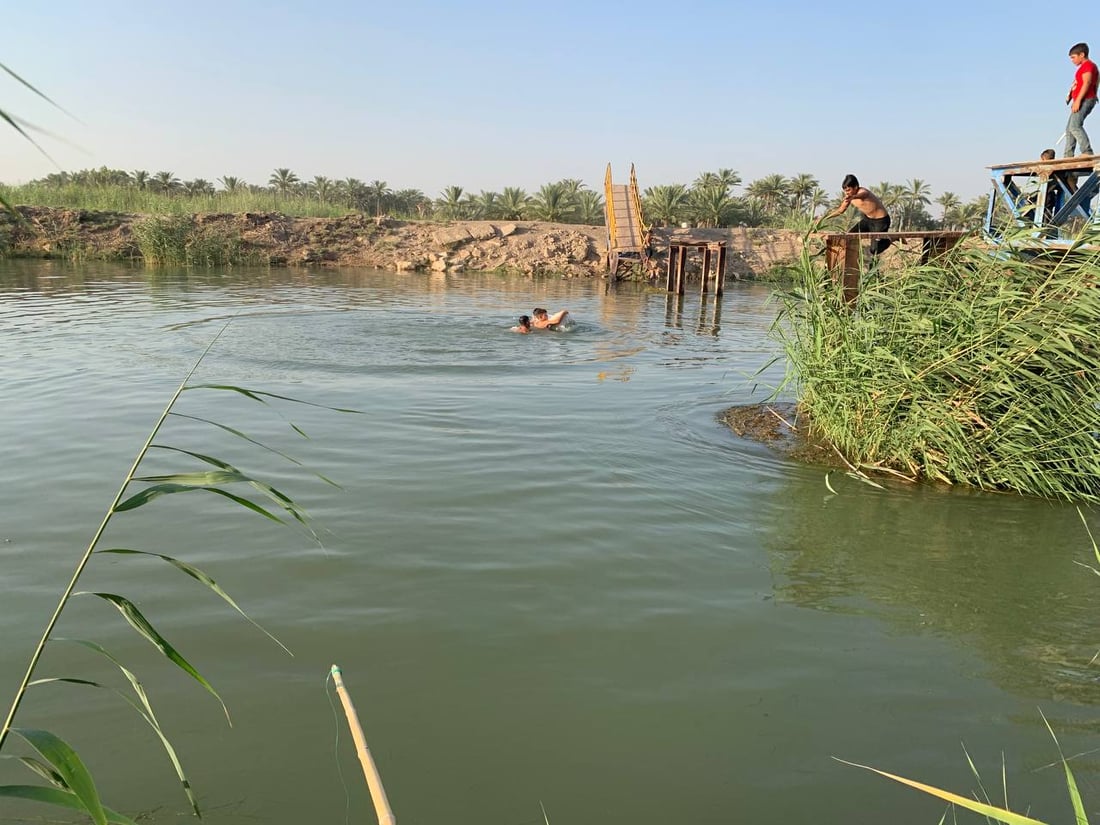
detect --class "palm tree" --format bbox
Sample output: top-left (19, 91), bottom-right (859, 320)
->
top-left (956, 198), bottom-right (987, 230)
top-left (745, 174), bottom-right (789, 216)
top-left (935, 191), bottom-right (961, 228)
top-left (692, 168), bottom-right (742, 196)
top-left (688, 186), bottom-right (738, 228)
top-left (899, 178), bottom-right (932, 229)
top-left (788, 173), bottom-right (820, 215)
top-left (575, 190), bottom-right (604, 225)
top-left (391, 188), bottom-right (429, 218)
top-left (366, 180), bottom-right (391, 216)
top-left (130, 170), bottom-right (150, 190)
top-left (151, 171), bottom-right (181, 195)
top-left (558, 178), bottom-right (586, 195)
top-left (307, 176), bottom-right (333, 204)
top-left (218, 175), bottom-right (243, 194)
top-left (470, 190), bottom-right (501, 220)
top-left (806, 186), bottom-right (827, 219)
top-left (498, 187), bottom-right (529, 220)
top-left (269, 168), bottom-right (299, 198)
top-left (527, 182), bottom-right (577, 222)
top-left (340, 178), bottom-right (368, 211)
top-left (435, 185), bottom-right (468, 219)
top-left (642, 184), bottom-right (688, 227)
top-left (184, 178), bottom-right (214, 197)
top-left (870, 182), bottom-right (906, 228)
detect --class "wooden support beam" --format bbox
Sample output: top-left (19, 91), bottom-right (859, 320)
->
top-left (712, 245), bottom-right (721, 297)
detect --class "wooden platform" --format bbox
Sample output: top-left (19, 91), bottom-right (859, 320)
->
top-left (665, 238), bottom-right (727, 296)
top-left (986, 155), bottom-right (1100, 244)
top-left (821, 231), bottom-right (967, 302)
top-left (987, 154), bottom-right (1100, 175)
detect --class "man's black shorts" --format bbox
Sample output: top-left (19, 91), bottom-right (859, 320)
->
top-left (848, 215), bottom-right (892, 254)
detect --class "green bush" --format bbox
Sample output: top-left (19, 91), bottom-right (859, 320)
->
top-left (132, 215), bottom-right (257, 267)
top-left (773, 232), bottom-right (1100, 501)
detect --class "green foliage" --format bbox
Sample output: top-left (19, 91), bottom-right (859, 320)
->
top-left (1, 160), bottom-right (994, 231)
top-left (527, 181), bottom-right (578, 222)
top-left (0, 328), bottom-right (359, 823)
top-left (1, 181), bottom-right (352, 218)
top-left (642, 184), bottom-right (689, 227)
top-left (840, 700), bottom-right (1093, 824)
top-left (131, 214), bottom-right (257, 267)
top-left (773, 233), bottom-right (1100, 501)
top-left (687, 185), bottom-right (740, 228)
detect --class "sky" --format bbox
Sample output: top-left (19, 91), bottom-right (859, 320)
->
top-left (0, 1), bottom-right (1086, 202)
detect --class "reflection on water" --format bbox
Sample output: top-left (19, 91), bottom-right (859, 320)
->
top-left (662, 292), bottom-right (724, 336)
top-left (3, 261), bottom-right (1100, 825)
top-left (768, 469), bottom-right (1100, 708)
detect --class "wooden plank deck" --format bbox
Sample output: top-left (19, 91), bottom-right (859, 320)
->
top-left (665, 238), bottom-right (727, 297)
top-left (820, 230), bottom-right (967, 302)
top-left (990, 155), bottom-right (1100, 175)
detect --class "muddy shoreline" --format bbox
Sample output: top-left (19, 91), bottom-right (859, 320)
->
top-left (720, 403), bottom-right (841, 466)
top-left (0, 207), bottom-right (803, 278)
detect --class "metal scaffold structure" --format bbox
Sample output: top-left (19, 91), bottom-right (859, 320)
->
top-left (985, 154), bottom-right (1100, 246)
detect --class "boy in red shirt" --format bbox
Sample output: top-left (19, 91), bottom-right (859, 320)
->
top-left (1065, 42), bottom-right (1098, 157)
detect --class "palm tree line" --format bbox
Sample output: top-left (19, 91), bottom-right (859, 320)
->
top-left (643, 169), bottom-right (986, 231)
top-left (13, 165), bottom-right (988, 230)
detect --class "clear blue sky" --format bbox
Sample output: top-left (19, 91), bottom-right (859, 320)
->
top-left (0, 1), bottom-right (1083, 201)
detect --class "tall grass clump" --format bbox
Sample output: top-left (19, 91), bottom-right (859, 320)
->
top-left (0, 183), bottom-right (353, 218)
top-left (773, 231), bottom-right (1100, 501)
top-left (132, 214), bottom-right (255, 267)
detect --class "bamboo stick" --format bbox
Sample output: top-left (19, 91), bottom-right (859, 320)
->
top-left (330, 665), bottom-right (396, 825)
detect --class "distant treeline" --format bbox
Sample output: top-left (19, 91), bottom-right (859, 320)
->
top-left (0, 166), bottom-right (988, 230)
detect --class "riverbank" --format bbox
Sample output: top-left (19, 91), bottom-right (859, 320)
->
top-left (0, 206), bottom-right (803, 278)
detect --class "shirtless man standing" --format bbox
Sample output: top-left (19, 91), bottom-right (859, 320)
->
top-left (822, 174), bottom-right (892, 255)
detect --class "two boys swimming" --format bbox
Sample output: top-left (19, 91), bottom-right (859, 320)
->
top-left (511, 307), bottom-right (569, 334)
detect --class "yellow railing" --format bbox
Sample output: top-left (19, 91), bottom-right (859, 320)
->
top-left (628, 163), bottom-right (646, 242)
top-left (604, 163), bottom-right (617, 252)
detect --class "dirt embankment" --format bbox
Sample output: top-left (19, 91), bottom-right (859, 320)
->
top-left (0, 207), bottom-right (804, 279)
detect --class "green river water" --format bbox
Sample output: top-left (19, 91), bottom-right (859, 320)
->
top-left (2, 260), bottom-right (1100, 825)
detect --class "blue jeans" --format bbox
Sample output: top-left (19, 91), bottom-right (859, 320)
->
top-left (1065, 97), bottom-right (1097, 156)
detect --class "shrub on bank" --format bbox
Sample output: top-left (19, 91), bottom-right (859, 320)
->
top-left (773, 233), bottom-right (1100, 501)
top-left (132, 215), bottom-right (258, 267)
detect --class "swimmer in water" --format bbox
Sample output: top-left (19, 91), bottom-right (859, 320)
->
top-left (511, 315), bottom-right (532, 333)
top-left (532, 307), bottom-right (569, 330)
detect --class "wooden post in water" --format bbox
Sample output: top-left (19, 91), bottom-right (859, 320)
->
top-left (715, 244), bottom-right (726, 296)
top-left (331, 665), bottom-right (396, 825)
top-left (666, 239), bottom-right (727, 298)
top-left (700, 246), bottom-right (713, 295)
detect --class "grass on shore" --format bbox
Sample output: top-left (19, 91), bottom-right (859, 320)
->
top-left (132, 215), bottom-right (264, 267)
top-left (773, 232), bottom-right (1100, 501)
top-left (0, 183), bottom-right (354, 218)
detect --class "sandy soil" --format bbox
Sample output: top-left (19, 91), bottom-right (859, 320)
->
top-left (0, 207), bottom-right (805, 279)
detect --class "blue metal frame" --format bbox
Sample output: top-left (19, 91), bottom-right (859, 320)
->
top-left (984, 158), bottom-right (1100, 246)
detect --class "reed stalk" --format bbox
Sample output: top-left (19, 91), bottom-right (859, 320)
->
top-left (0, 323), bottom-right (229, 753)
top-left (1, 316), bottom-right (359, 823)
top-left (330, 665), bottom-right (396, 825)
top-left (773, 231), bottom-right (1100, 501)
top-left (0, 183), bottom-right (352, 218)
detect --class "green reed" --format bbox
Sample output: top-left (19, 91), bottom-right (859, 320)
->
top-left (132, 214), bottom-right (260, 267)
top-left (773, 231), bottom-right (1100, 501)
top-left (0, 321), bottom-right (359, 824)
top-left (840, 513), bottom-right (1100, 823)
top-left (0, 183), bottom-right (352, 218)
